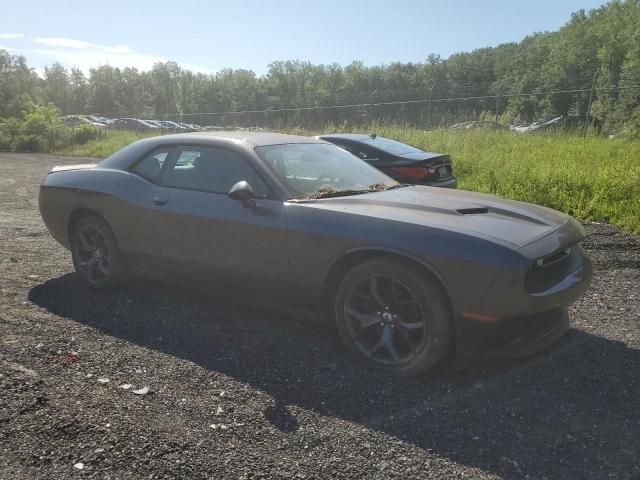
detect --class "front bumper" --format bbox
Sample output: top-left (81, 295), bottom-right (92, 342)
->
top-left (455, 219), bottom-right (592, 358)
top-left (457, 308), bottom-right (570, 358)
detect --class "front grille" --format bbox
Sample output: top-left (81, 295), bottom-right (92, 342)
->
top-left (538, 248), bottom-right (570, 267)
top-left (525, 245), bottom-right (583, 293)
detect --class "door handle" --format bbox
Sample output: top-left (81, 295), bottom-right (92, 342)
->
top-left (153, 194), bottom-right (169, 206)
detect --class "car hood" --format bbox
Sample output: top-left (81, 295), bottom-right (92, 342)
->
top-left (297, 186), bottom-right (571, 248)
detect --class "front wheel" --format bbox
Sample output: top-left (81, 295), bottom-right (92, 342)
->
top-left (334, 258), bottom-right (453, 377)
top-left (71, 216), bottom-right (125, 289)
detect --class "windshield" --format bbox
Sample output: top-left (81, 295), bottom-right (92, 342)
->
top-left (255, 143), bottom-right (397, 198)
top-left (360, 136), bottom-right (424, 155)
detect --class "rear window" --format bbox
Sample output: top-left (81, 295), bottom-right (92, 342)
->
top-left (360, 136), bottom-right (424, 155)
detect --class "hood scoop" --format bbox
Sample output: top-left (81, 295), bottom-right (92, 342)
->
top-left (457, 207), bottom-right (489, 215)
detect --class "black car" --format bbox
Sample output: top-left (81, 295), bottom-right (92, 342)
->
top-left (317, 133), bottom-right (457, 188)
top-left (39, 132), bottom-right (591, 376)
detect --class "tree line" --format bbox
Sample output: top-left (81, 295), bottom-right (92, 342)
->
top-left (1, 0), bottom-right (639, 133)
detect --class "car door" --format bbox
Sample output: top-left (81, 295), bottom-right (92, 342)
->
top-left (114, 146), bottom-right (175, 271)
top-left (149, 144), bottom-right (289, 299)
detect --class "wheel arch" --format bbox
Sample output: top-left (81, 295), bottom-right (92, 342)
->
top-left (322, 247), bottom-right (454, 323)
top-left (67, 207), bottom-right (126, 289)
top-left (67, 208), bottom-right (112, 246)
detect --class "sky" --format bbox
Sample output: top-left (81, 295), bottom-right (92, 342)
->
top-left (0, 0), bottom-right (609, 76)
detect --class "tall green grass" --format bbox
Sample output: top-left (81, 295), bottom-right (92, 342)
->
top-left (55, 126), bottom-right (640, 234)
top-left (54, 130), bottom-right (158, 158)
top-left (375, 128), bottom-right (640, 235)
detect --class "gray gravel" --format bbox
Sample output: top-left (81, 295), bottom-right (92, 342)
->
top-left (1, 153), bottom-right (639, 479)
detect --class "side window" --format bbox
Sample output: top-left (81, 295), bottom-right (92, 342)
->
top-left (133, 148), bottom-right (170, 183)
top-left (161, 146), bottom-right (269, 196)
top-left (174, 149), bottom-right (199, 170)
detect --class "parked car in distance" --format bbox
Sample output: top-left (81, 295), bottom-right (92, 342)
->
top-left (143, 120), bottom-right (166, 129)
top-left (112, 118), bottom-right (160, 130)
top-left (510, 115), bottom-right (585, 134)
top-left (39, 132), bottom-right (591, 376)
top-left (61, 115), bottom-right (106, 128)
top-left (317, 133), bottom-right (457, 188)
top-left (158, 120), bottom-right (185, 129)
top-left (449, 120), bottom-right (507, 131)
top-left (179, 122), bottom-right (202, 131)
top-left (87, 115), bottom-right (114, 126)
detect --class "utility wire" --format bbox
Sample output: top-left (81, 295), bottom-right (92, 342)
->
top-left (81, 84), bottom-right (640, 118)
top-left (161, 84), bottom-right (640, 118)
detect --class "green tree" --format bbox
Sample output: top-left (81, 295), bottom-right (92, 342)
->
top-left (87, 65), bottom-right (123, 115)
top-left (43, 63), bottom-right (71, 114)
top-left (0, 50), bottom-right (41, 118)
top-left (69, 68), bottom-right (89, 114)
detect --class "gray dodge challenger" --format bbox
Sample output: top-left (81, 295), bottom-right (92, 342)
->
top-left (39, 132), bottom-right (592, 376)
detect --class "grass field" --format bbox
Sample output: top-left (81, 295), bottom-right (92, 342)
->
top-left (55, 130), bottom-right (158, 158)
top-left (56, 127), bottom-right (640, 235)
top-left (406, 129), bottom-right (640, 235)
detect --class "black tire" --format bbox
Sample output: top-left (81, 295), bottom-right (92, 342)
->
top-left (70, 216), bottom-right (126, 289)
top-left (334, 258), bottom-right (452, 377)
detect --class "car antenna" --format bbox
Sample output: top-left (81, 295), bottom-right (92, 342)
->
top-left (370, 133), bottom-right (377, 139)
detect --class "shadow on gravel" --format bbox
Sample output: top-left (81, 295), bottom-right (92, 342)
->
top-left (29, 274), bottom-right (640, 479)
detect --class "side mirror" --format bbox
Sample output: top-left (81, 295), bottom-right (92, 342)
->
top-left (228, 180), bottom-right (256, 208)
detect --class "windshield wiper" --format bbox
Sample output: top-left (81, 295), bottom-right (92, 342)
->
top-left (302, 183), bottom-right (407, 200)
top-left (369, 183), bottom-right (409, 191)
top-left (383, 183), bottom-right (410, 190)
top-left (305, 187), bottom-right (373, 199)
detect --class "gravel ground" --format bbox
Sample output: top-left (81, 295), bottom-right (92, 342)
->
top-left (1, 153), bottom-right (639, 480)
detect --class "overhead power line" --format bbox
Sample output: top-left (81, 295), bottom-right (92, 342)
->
top-left (86, 83), bottom-right (640, 118)
top-left (163, 84), bottom-right (640, 118)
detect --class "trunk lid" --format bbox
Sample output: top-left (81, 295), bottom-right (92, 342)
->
top-left (394, 151), bottom-right (451, 165)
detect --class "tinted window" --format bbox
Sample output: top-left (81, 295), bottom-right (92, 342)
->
top-left (174, 149), bottom-right (199, 169)
top-left (161, 146), bottom-right (269, 196)
top-left (133, 149), bottom-right (170, 182)
top-left (337, 143), bottom-right (378, 160)
top-left (360, 136), bottom-right (424, 155)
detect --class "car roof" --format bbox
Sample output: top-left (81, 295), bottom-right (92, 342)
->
top-left (184, 131), bottom-right (327, 147)
top-left (129, 130), bottom-right (326, 147)
top-left (99, 131), bottom-right (329, 170)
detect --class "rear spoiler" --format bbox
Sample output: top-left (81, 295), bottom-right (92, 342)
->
top-left (50, 164), bottom-right (97, 173)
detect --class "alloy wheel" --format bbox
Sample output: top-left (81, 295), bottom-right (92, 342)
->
top-left (343, 274), bottom-right (427, 366)
top-left (74, 225), bottom-right (111, 284)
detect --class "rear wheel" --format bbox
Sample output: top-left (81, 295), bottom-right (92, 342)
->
top-left (71, 216), bottom-right (125, 289)
top-left (334, 258), bottom-right (452, 376)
